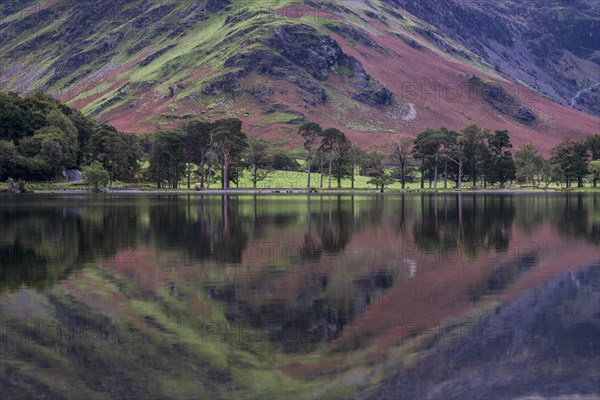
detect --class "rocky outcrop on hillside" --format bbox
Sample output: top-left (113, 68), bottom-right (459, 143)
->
top-left (385, 0), bottom-right (600, 116)
top-left (222, 24), bottom-right (393, 107)
top-left (1, 1), bottom-right (392, 112)
top-left (468, 75), bottom-right (536, 124)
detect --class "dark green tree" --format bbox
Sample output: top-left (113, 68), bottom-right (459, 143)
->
top-left (484, 130), bottom-right (516, 188)
top-left (244, 137), bottom-right (272, 188)
top-left (45, 110), bottom-right (78, 167)
top-left (320, 128), bottom-right (350, 189)
top-left (89, 126), bottom-right (140, 186)
top-left (212, 118), bottom-right (248, 189)
top-left (182, 121), bottom-right (213, 189)
top-left (413, 128), bottom-right (451, 190)
top-left (443, 129), bottom-right (466, 190)
top-left (589, 160), bottom-right (600, 187)
top-left (66, 110), bottom-right (96, 166)
top-left (330, 131), bottom-right (352, 188)
top-left (149, 130), bottom-right (186, 188)
top-left (33, 127), bottom-right (71, 174)
top-left (83, 161), bottom-right (110, 192)
top-left (550, 139), bottom-right (589, 187)
top-left (586, 134), bottom-right (600, 187)
top-left (389, 137), bottom-right (412, 189)
top-left (515, 143), bottom-right (544, 187)
top-left (271, 151), bottom-right (299, 171)
top-left (461, 123), bottom-right (490, 188)
top-left (368, 172), bottom-right (395, 193)
top-left (298, 122), bottom-right (322, 189)
top-left (0, 140), bottom-right (18, 180)
top-left (0, 95), bottom-right (25, 141)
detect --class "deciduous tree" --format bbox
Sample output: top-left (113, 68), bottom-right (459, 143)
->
top-left (389, 136), bottom-right (412, 189)
top-left (298, 122), bottom-right (322, 189)
top-left (245, 137), bottom-right (272, 188)
top-left (83, 161), bottom-right (110, 192)
top-left (551, 139), bottom-right (588, 187)
top-left (183, 121), bottom-right (213, 189)
top-left (515, 143), bottom-right (544, 186)
top-left (212, 118), bottom-right (248, 189)
top-left (484, 130), bottom-right (516, 188)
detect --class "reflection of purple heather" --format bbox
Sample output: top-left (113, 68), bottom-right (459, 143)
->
top-left (242, 241), bottom-right (337, 264)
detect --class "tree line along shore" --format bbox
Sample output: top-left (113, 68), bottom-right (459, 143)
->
top-left (1, 91), bottom-right (599, 193)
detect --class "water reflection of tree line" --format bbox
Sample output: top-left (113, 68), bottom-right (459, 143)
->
top-left (412, 194), bottom-right (516, 258)
top-left (1, 194), bottom-right (598, 347)
top-left (0, 195), bottom-right (355, 289)
top-left (511, 194), bottom-right (600, 244)
top-left (0, 202), bottom-right (143, 291)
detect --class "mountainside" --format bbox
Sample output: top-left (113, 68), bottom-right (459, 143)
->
top-left (391, 0), bottom-right (600, 115)
top-left (1, 0), bottom-right (598, 152)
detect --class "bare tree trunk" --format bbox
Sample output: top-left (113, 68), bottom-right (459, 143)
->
top-left (206, 151), bottom-right (213, 189)
top-left (433, 159), bottom-right (438, 191)
top-left (457, 161), bottom-right (463, 190)
top-left (351, 159), bottom-right (355, 189)
top-left (307, 154), bottom-right (312, 189)
top-left (319, 157), bottom-right (324, 188)
top-left (187, 160), bottom-right (191, 189)
top-left (328, 159), bottom-right (332, 189)
top-left (444, 159), bottom-right (448, 189)
top-left (200, 152), bottom-right (205, 189)
top-left (401, 163), bottom-right (406, 189)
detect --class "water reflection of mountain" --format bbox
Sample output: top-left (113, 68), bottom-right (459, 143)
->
top-left (1, 194), bottom-right (598, 351)
top-left (362, 264), bottom-right (600, 400)
top-left (0, 194), bottom-right (599, 399)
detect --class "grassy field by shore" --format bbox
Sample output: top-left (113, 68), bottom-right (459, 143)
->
top-left (1, 169), bottom-right (599, 193)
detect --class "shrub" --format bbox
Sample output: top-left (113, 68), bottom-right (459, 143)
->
top-left (83, 161), bottom-right (110, 192)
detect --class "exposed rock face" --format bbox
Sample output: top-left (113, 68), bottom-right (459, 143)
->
top-left (223, 24), bottom-right (392, 107)
top-left (468, 75), bottom-right (536, 124)
top-left (267, 25), bottom-right (392, 106)
top-left (324, 22), bottom-right (387, 52)
top-left (384, 0), bottom-right (600, 116)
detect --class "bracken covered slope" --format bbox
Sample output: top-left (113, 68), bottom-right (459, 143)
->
top-left (0, 0), bottom-right (598, 152)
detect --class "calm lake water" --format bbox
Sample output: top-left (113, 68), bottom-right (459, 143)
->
top-left (0, 194), bottom-right (599, 399)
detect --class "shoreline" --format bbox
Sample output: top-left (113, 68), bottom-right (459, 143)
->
top-left (2, 188), bottom-right (598, 195)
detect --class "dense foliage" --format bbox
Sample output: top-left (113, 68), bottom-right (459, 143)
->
top-left (0, 91), bottom-right (140, 183)
top-left (1, 92), bottom-right (599, 190)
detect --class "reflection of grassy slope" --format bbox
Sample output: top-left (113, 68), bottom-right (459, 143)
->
top-left (0, 264), bottom-right (334, 399)
top-left (0, 200), bottom-right (388, 397)
top-left (4, 261), bottom-right (596, 399)
top-left (1, 195), bottom-right (598, 398)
